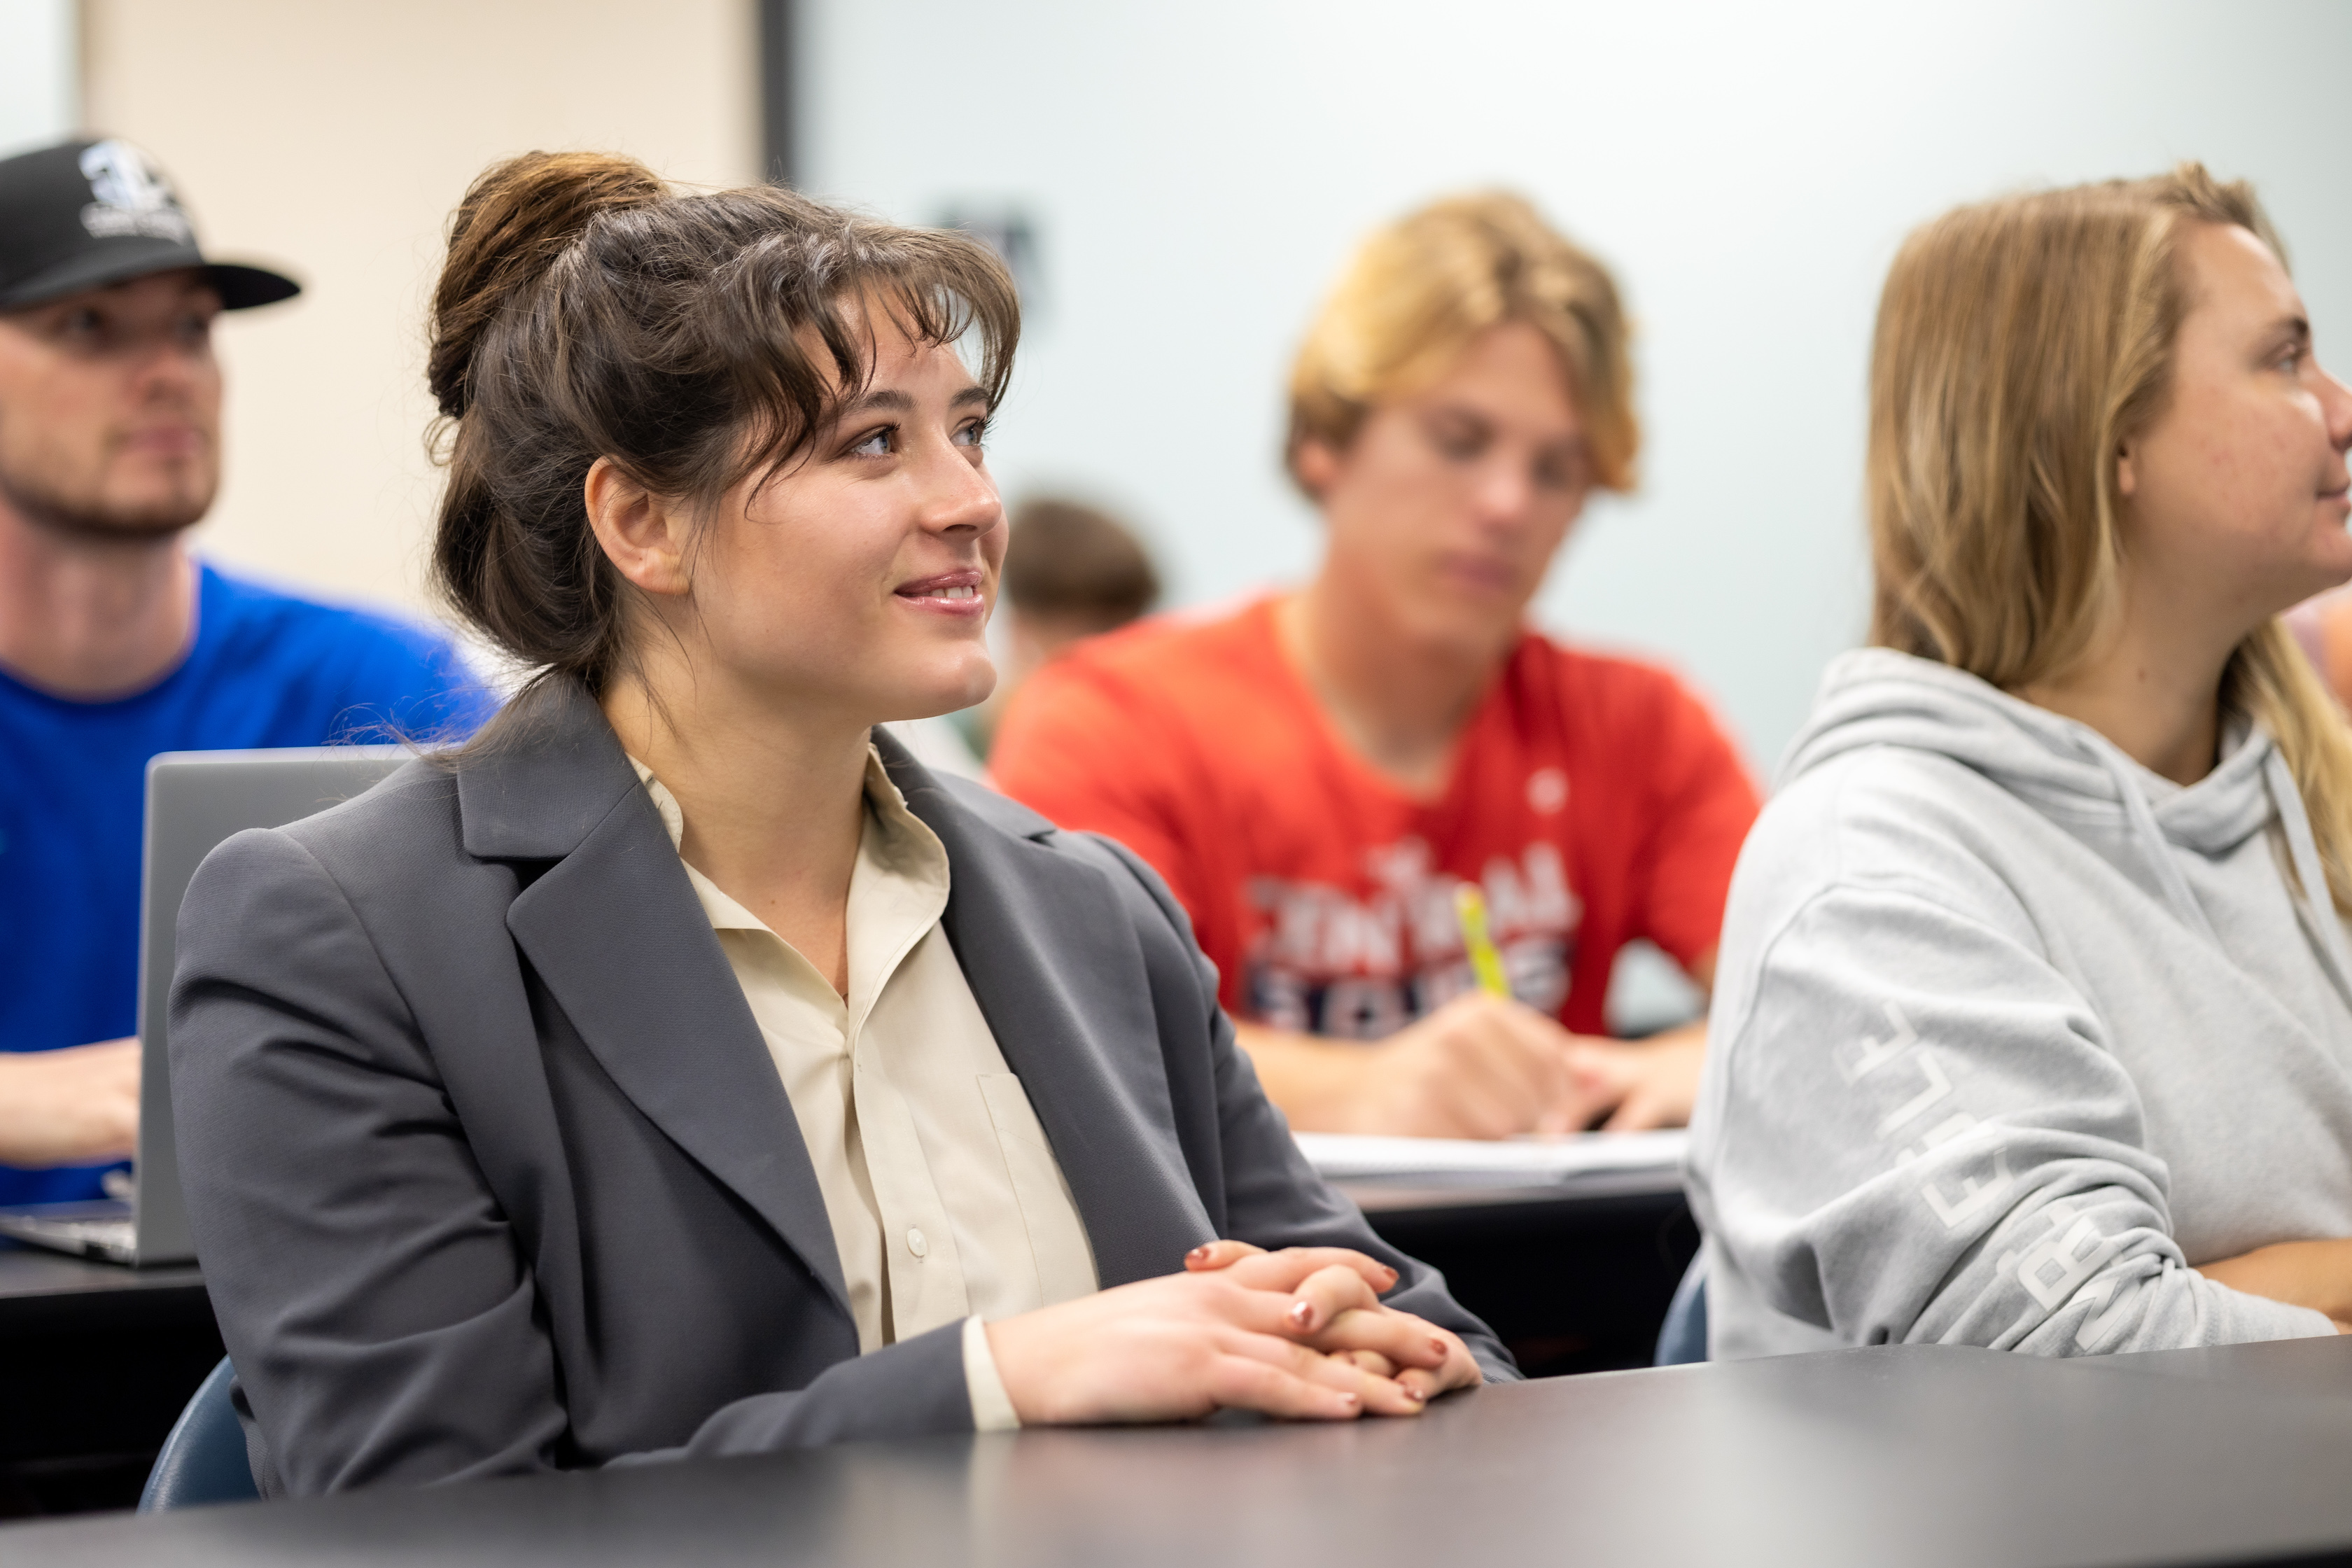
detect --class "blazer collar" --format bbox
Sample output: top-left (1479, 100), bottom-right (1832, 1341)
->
top-left (469, 680), bottom-right (855, 1323)
top-left (456, 680), bottom-right (646, 862)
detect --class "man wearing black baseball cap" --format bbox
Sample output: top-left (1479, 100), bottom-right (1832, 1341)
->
top-left (0, 137), bottom-right (302, 314)
top-left (0, 139), bottom-right (496, 1207)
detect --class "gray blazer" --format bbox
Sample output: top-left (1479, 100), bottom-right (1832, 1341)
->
top-left (170, 680), bottom-right (1513, 1495)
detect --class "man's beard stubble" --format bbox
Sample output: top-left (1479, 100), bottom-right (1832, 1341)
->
top-left (0, 447), bottom-right (211, 542)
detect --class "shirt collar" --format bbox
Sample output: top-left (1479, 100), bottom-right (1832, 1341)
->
top-left (626, 743), bottom-right (952, 938)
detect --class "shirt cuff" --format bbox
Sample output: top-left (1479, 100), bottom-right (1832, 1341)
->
top-left (961, 1315), bottom-right (1021, 1433)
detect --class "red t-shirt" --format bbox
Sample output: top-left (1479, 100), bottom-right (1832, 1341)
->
top-left (990, 598), bottom-right (1760, 1040)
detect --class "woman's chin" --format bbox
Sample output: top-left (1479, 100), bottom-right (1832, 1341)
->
top-left (874, 665), bottom-right (997, 725)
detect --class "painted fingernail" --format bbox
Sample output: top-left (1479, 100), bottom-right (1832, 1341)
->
top-left (1338, 1393), bottom-right (1359, 1410)
top-left (1401, 1384), bottom-right (1426, 1404)
top-left (1288, 1301), bottom-right (1317, 1331)
top-left (1429, 1336), bottom-right (1448, 1359)
top-left (1186, 1245), bottom-right (1212, 1264)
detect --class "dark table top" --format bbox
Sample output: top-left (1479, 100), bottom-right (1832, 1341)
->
top-left (8, 1335), bottom-right (2351, 1568)
top-left (0, 1175), bottom-right (1681, 1324)
top-left (0, 1239), bottom-right (208, 1336)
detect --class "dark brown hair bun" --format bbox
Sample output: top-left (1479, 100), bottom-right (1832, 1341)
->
top-left (427, 152), bottom-right (666, 421)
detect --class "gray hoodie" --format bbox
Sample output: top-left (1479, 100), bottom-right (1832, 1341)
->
top-left (1688, 648), bottom-right (2352, 1358)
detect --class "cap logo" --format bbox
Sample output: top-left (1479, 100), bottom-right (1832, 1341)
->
top-left (77, 141), bottom-right (193, 246)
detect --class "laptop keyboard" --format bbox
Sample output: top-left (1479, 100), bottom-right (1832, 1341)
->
top-left (0, 1214), bottom-right (137, 1262)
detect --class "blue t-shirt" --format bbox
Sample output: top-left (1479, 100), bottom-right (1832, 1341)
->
top-left (0, 564), bottom-right (498, 1205)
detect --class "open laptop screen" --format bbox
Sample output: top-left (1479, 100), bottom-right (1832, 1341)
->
top-left (127, 748), bottom-right (411, 1266)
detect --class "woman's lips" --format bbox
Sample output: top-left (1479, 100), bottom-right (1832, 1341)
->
top-left (894, 571), bottom-right (986, 614)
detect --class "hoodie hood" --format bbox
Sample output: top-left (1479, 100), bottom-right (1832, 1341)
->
top-left (1786, 648), bottom-right (2352, 999)
top-left (1785, 649), bottom-right (2274, 855)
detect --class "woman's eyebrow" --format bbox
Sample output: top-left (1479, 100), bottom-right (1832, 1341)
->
top-left (837, 384), bottom-right (990, 416)
top-left (2253, 314), bottom-right (2311, 353)
top-left (842, 388), bottom-right (914, 417)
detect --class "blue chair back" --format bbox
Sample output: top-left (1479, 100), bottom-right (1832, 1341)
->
top-left (140, 1355), bottom-right (260, 1510)
top-left (1653, 1253), bottom-right (1709, 1366)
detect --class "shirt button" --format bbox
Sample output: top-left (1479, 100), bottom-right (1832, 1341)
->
top-left (906, 1227), bottom-right (928, 1259)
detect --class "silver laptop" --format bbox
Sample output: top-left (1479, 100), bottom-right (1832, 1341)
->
top-left (0, 748), bottom-right (409, 1266)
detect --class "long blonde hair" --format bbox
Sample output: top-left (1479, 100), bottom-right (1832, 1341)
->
top-left (1868, 164), bottom-right (2352, 911)
top-left (1286, 191), bottom-right (1638, 494)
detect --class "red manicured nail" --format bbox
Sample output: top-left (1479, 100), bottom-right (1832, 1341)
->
top-left (1288, 1301), bottom-right (1317, 1331)
top-left (1186, 1245), bottom-right (1212, 1264)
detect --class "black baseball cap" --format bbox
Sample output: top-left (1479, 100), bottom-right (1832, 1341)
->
top-left (0, 137), bottom-right (300, 312)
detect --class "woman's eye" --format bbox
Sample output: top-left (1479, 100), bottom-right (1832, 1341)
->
top-left (953, 419), bottom-right (989, 450)
top-left (849, 427), bottom-right (894, 458)
top-left (62, 309), bottom-right (104, 340)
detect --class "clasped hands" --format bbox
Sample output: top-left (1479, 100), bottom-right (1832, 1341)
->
top-left (984, 1240), bottom-right (1481, 1425)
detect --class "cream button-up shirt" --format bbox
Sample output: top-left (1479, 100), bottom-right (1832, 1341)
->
top-left (630, 750), bottom-right (1098, 1432)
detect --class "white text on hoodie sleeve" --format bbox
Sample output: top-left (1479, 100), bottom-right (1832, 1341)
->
top-left (1691, 770), bottom-right (2336, 1354)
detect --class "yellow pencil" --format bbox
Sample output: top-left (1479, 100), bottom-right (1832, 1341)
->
top-left (1454, 883), bottom-right (1512, 999)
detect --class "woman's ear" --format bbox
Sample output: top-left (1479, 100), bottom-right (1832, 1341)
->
top-left (2115, 434), bottom-right (2141, 502)
top-left (584, 457), bottom-right (693, 597)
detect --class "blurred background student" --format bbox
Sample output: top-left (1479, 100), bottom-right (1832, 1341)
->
top-left (993, 194), bottom-right (1759, 1140)
top-left (959, 495), bottom-right (1161, 759)
top-left (0, 138), bottom-right (492, 1205)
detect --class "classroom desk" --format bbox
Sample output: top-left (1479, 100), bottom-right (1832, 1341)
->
top-left (1345, 1170), bottom-right (1695, 1377)
top-left (0, 1174), bottom-right (1681, 1516)
top-left (0, 1242), bottom-right (222, 1517)
top-left (8, 1336), bottom-right (2352, 1567)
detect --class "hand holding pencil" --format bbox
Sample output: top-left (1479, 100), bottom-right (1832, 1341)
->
top-left (1453, 883), bottom-right (1513, 1000)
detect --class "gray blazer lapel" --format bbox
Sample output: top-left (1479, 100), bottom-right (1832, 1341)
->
top-left (885, 741), bottom-right (1212, 1287)
top-left (464, 683), bottom-right (853, 1323)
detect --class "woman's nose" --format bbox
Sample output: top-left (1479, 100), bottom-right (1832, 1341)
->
top-left (2323, 368), bottom-right (2352, 452)
top-left (920, 446), bottom-right (1001, 534)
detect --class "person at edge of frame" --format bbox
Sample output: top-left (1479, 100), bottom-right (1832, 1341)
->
top-left (0, 138), bottom-right (493, 1205)
top-left (1690, 165), bottom-right (2352, 1358)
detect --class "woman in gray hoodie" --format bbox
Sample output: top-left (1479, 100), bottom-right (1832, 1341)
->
top-left (1689, 164), bottom-right (2352, 1359)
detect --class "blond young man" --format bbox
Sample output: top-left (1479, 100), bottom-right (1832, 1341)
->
top-left (994, 195), bottom-right (1758, 1139)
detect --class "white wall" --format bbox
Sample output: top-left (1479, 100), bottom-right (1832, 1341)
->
top-left (0, 0), bottom-right (76, 158)
top-left (80, 0), bottom-right (760, 617)
top-left (800, 0), bottom-right (2352, 769)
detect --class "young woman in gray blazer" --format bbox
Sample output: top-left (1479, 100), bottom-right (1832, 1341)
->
top-left (166, 152), bottom-right (1504, 1496)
